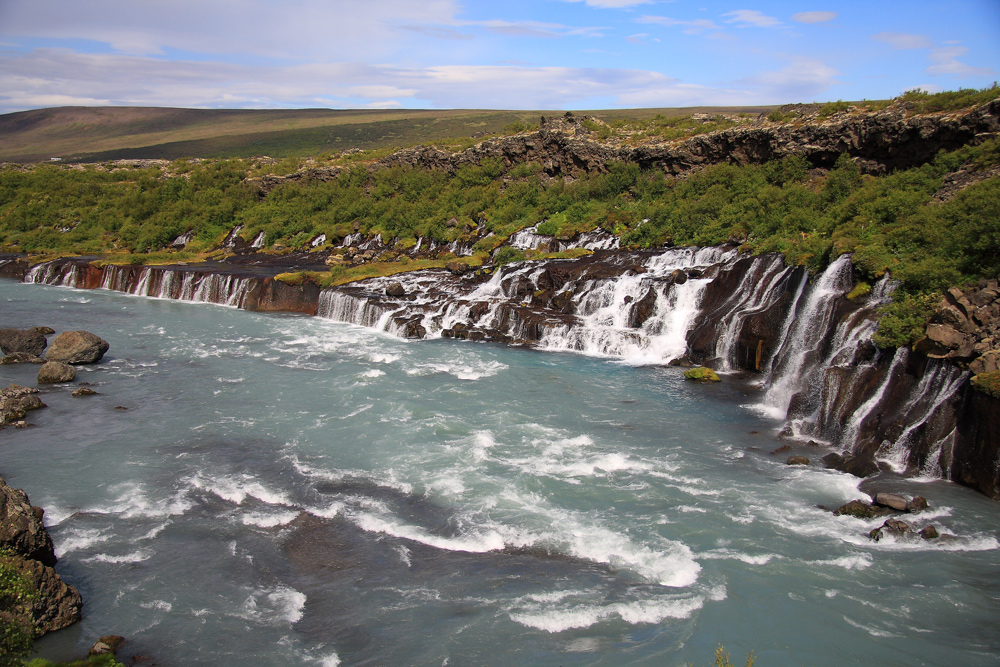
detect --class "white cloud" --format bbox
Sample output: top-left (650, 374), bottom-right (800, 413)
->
top-left (0, 0), bottom-right (463, 60)
top-left (563, 0), bottom-right (653, 7)
top-left (926, 46), bottom-right (995, 77)
top-left (637, 15), bottom-right (722, 35)
top-left (722, 10), bottom-right (781, 28)
top-left (737, 56), bottom-right (839, 101)
top-left (0, 47), bottom-right (849, 113)
top-left (871, 32), bottom-right (932, 50)
top-left (791, 11), bottom-right (836, 24)
top-left (474, 20), bottom-right (606, 39)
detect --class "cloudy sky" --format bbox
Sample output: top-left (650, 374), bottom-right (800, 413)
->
top-left (0, 0), bottom-right (997, 113)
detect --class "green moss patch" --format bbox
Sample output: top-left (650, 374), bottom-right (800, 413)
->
top-left (971, 371), bottom-right (1000, 399)
top-left (684, 367), bottom-right (721, 382)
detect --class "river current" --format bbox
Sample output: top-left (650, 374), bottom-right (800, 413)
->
top-left (2, 280), bottom-right (999, 666)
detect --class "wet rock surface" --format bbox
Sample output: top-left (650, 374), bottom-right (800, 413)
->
top-left (0, 384), bottom-right (46, 426)
top-left (0, 328), bottom-right (48, 357)
top-left (37, 360), bottom-right (76, 384)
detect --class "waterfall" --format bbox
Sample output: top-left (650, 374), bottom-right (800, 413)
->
top-left (756, 255), bottom-right (854, 419)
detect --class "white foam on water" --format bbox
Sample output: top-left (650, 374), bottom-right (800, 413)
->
top-left (242, 586), bottom-right (307, 625)
top-left (140, 600), bottom-right (174, 612)
top-left (55, 527), bottom-right (113, 556)
top-left (318, 654), bottom-right (341, 667)
top-left (843, 616), bottom-right (899, 638)
top-left (510, 595), bottom-right (704, 633)
top-left (809, 554), bottom-right (874, 570)
top-left (84, 549), bottom-right (153, 564)
top-left (360, 369), bottom-right (385, 379)
top-left (40, 504), bottom-right (74, 527)
top-left (240, 510), bottom-right (301, 528)
top-left (395, 544), bottom-right (413, 567)
top-left (405, 359), bottom-right (507, 381)
top-left (189, 473), bottom-right (292, 506)
top-left (350, 506), bottom-right (506, 553)
top-left (699, 549), bottom-right (777, 566)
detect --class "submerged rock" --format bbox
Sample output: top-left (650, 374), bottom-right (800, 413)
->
top-left (37, 361), bottom-right (76, 384)
top-left (786, 456), bottom-right (810, 466)
top-left (72, 387), bottom-right (98, 397)
top-left (46, 330), bottom-right (109, 364)
top-left (0, 352), bottom-right (46, 364)
top-left (834, 499), bottom-right (892, 520)
top-left (906, 496), bottom-right (929, 513)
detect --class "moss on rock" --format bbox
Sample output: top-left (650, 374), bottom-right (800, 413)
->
top-left (684, 367), bottom-right (721, 382)
top-left (971, 371), bottom-right (1000, 399)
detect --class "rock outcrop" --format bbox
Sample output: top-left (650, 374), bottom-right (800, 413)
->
top-left (0, 385), bottom-right (46, 426)
top-left (0, 477), bottom-right (82, 637)
top-left (375, 99), bottom-right (1000, 178)
top-left (45, 330), bottom-right (110, 364)
top-left (0, 328), bottom-right (47, 357)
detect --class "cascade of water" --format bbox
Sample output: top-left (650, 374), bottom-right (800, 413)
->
top-left (509, 225), bottom-right (550, 250)
top-left (757, 254), bottom-right (854, 419)
top-left (712, 256), bottom-right (796, 372)
top-left (251, 232), bottom-right (266, 249)
top-left (876, 361), bottom-right (968, 473)
top-left (132, 267), bottom-right (153, 296)
top-left (837, 347), bottom-right (909, 447)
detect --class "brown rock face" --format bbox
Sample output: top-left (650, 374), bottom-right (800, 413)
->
top-left (0, 478), bottom-right (56, 567)
top-left (2, 552), bottom-right (83, 633)
top-left (37, 361), bottom-right (76, 384)
top-left (46, 331), bottom-right (110, 364)
top-left (0, 328), bottom-right (48, 357)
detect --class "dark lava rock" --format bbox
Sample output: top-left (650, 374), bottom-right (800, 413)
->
top-left (37, 361), bottom-right (76, 384)
top-left (874, 493), bottom-right (909, 511)
top-left (821, 452), bottom-right (844, 469)
top-left (786, 456), bottom-right (810, 466)
top-left (0, 328), bottom-right (48, 357)
top-left (385, 282), bottom-right (406, 297)
top-left (46, 331), bottom-right (110, 364)
top-left (31, 327), bottom-right (56, 336)
top-left (883, 518), bottom-right (911, 535)
top-left (0, 477), bottom-right (56, 567)
top-left (834, 499), bottom-right (891, 520)
top-left (906, 496), bottom-right (929, 513)
top-left (771, 445), bottom-right (792, 455)
top-left (919, 525), bottom-right (940, 539)
top-left (669, 269), bottom-right (687, 285)
top-left (72, 387), bottom-right (98, 397)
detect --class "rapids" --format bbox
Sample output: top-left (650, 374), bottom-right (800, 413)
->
top-left (2, 279), bottom-right (999, 666)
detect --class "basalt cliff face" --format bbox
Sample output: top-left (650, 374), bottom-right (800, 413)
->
top-left (374, 100), bottom-right (1000, 178)
top-left (10, 248), bottom-right (999, 499)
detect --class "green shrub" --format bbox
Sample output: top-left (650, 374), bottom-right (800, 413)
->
top-left (493, 246), bottom-right (526, 266)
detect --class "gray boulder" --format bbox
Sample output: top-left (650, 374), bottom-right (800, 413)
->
top-left (874, 492), bottom-right (909, 511)
top-left (37, 361), bottom-right (76, 384)
top-left (0, 328), bottom-right (47, 357)
top-left (45, 331), bottom-right (109, 364)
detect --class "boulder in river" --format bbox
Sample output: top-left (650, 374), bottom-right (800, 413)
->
top-left (37, 361), bottom-right (76, 384)
top-left (1, 385), bottom-right (46, 425)
top-left (874, 493), bottom-right (909, 511)
top-left (45, 331), bottom-right (109, 364)
top-left (0, 352), bottom-right (46, 365)
top-left (0, 477), bottom-right (57, 567)
top-left (385, 282), bottom-right (406, 298)
top-left (0, 328), bottom-right (47, 357)
top-left (786, 456), bottom-right (810, 466)
top-left (833, 499), bottom-right (892, 520)
top-left (683, 367), bottom-right (720, 382)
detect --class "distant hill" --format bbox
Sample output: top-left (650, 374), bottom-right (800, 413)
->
top-left (0, 105), bottom-right (775, 163)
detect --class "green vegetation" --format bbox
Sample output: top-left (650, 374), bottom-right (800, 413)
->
top-left (0, 551), bottom-right (38, 667)
top-left (2, 88), bottom-right (998, 348)
top-left (898, 84), bottom-right (999, 114)
top-left (971, 371), bottom-right (1000, 399)
top-left (711, 644), bottom-right (755, 667)
top-left (818, 100), bottom-right (852, 117)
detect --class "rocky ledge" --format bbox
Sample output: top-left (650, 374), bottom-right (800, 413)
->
top-left (0, 476), bottom-right (83, 639)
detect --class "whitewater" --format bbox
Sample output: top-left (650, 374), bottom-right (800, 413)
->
top-left (2, 279), bottom-right (999, 666)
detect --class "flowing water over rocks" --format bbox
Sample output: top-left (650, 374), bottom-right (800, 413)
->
top-left (2, 276), bottom-right (1000, 665)
top-left (17, 247), bottom-right (1000, 499)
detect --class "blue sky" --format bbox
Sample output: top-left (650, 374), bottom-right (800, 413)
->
top-left (0, 0), bottom-right (996, 113)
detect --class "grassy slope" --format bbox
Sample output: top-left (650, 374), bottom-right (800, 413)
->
top-left (0, 105), bottom-right (774, 163)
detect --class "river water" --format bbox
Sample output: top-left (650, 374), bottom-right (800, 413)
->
top-left (2, 280), bottom-right (999, 666)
